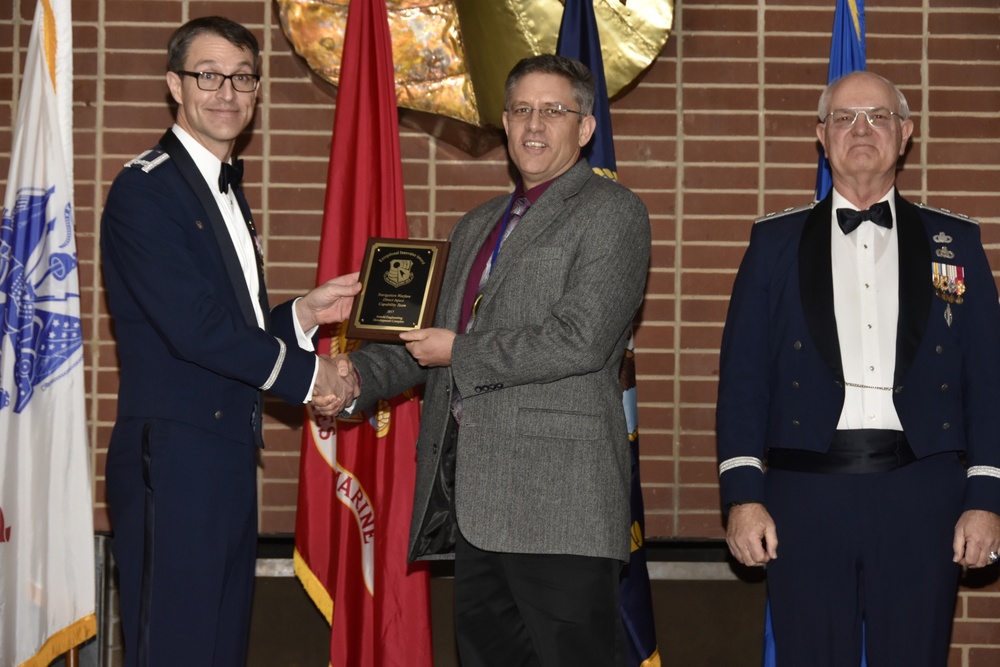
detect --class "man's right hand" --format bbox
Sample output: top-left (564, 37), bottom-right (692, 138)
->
top-left (726, 502), bottom-right (779, 566)
top-left (312, 354), bottom-right (359, 416)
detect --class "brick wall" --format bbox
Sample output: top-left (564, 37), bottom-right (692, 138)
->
top-left (2, 0), bottom-right (999, 662)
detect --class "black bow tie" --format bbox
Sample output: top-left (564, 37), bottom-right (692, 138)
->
top-left (218, 159), bottom-right (244, 193)
top-left (836, 200), bottom-right (892, 234)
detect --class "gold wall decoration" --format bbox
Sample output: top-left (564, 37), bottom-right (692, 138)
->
top-left (276, 0), bottom-right (674, 152)
top-left (452, 0), bottom-right (673, 128)
top-left (276, 0), bottom-right (479, 124)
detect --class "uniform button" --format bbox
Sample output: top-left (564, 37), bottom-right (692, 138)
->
top-left (935, 345), bottom-right (944, 354)
top-left (793, 341), bottom-right (802, 350)
top-left (941, 383), bottom-right (949, 391)
top-left (942, 422), bottom-right (951, 430)
top-left (791, 420), bottom-right (800, 427)
top-left (791, 381), bottom-right (800, 389)
top-left (214, 410), bottom-right (224, 420)
top-left (894, 386), bottom-right (903, 394)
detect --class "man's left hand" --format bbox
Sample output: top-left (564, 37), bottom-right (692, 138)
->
top-left (953, 509), bottom-right (1000, 568)
top-left (295, 272), bottom-right (362, 331)
top-left (399, 327), bottom-right (455, 367)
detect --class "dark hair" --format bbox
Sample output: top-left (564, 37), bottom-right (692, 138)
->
top-left (504, 54), bottom-right (596, 117)
top-left (166, 16), bottom-right (260, 73)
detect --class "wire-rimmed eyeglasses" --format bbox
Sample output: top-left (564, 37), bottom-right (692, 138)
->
top-left (175, 70), bottom-right (260, 93)
top-left (822, 107), bottom-right (904, 130)
top-left (504, 104), bottom-right (584, 122)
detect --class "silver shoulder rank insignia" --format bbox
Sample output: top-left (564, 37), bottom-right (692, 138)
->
top-left (755, 201), bottom-right (818, 224)
top-left (916, 202), bottom-right (979, 225)
top-left (933, 232), bottom-right (953, 244)
top-left (935, 246), bottom-right (955, 259)
top-left (124, 149), bottom-right (170, 173)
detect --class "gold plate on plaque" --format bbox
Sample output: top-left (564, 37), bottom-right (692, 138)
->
top-left (347, 238), bottom-right (451, 342)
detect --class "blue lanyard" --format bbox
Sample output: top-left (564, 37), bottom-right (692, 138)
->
top-left (486, 194), bottom-right (520, 280)
top-left (472, 194), bottom-right (521, 322)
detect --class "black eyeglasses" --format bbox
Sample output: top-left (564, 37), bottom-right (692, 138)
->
top-left (175, 70), bottom-right (260, 93)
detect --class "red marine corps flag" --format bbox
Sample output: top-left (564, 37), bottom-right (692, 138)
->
top-left (292, 0), bottom-right (433, 665)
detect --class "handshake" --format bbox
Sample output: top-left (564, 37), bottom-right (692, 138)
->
top-left (293, 272), bottom-right (362, 418)
top-left (312, 353), bottom-right (358, 417)
top-left (292, 271), bottom-right (458, 419)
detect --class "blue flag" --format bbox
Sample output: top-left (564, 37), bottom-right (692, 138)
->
top-left (816, 0), bottom-right (866, 200)
top-left (556, 0), bottom-right (618, 181)
top-left (558, 3), bottom-right (659, 666)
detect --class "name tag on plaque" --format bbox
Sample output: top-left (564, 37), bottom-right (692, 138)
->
top-left (346, 237), bottom-right (450, 343)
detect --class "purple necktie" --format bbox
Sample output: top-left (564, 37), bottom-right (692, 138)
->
top-left (469, 196), bottom-right (530, 331)
top-left (452, 196), bottom-right (530, 423)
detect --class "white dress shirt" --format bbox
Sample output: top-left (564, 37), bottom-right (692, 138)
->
top-left (830, 187), bottom-right (903, 431)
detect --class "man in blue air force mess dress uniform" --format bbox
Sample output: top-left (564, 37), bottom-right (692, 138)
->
top-left (717, 71), bottom-right (1000, 666)
top-left (100, 17), bottom-right (359, 667)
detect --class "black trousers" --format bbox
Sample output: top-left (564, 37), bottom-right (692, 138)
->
top-left (765, 452), bottom-right (965, 666)
top-left (453, 530), bottom-right (626, 667)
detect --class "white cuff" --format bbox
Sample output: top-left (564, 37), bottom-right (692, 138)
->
top-left (291, 297), bottom-right (317, 351)
top-left (303, 357), bottom-right (319, 404)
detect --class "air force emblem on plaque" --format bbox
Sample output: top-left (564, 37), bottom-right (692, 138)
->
top-left (384, 258), bottom-right (414, 288)
top-left (0, 187), bottom-right (82, 413)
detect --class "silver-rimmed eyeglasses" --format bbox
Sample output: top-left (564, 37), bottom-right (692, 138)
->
top-left (505, 104), bottom-right (584, 122)
top-left (175, 70), bottom-right (260, 93)
top-left (823, 107), bottom-right (903, 129)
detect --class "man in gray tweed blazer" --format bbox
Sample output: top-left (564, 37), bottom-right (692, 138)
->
top-left (343, 54), bottom-right (650, 666)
